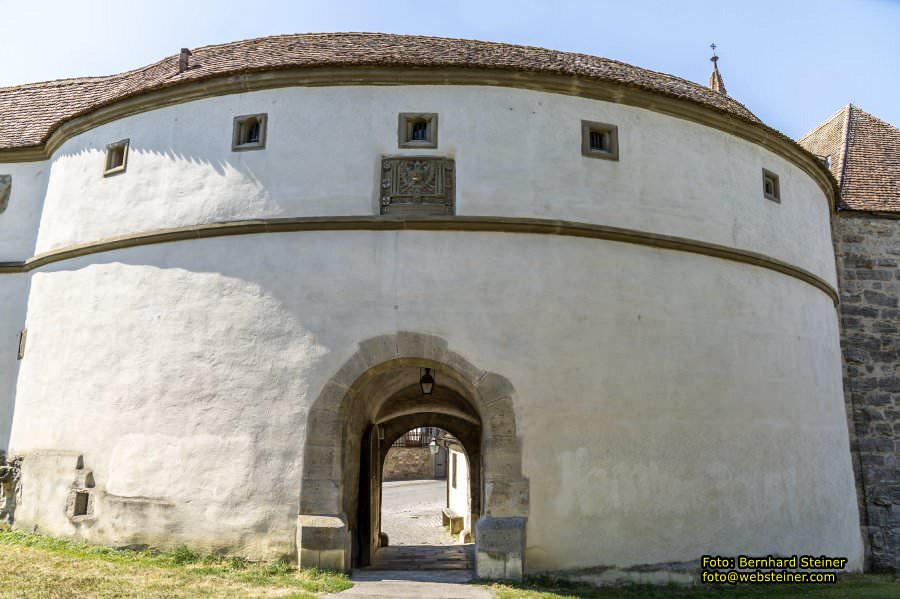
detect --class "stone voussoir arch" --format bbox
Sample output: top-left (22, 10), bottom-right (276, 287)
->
top-left (297, 331), bottom-right (529, 580)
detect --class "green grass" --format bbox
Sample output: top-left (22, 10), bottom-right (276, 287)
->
top-left (0, 530), bottom-right (352, 598)
top-left (488, 573), bottom-right (900, 598)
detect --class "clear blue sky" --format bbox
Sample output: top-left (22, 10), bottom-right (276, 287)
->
top-left (2, 0), bottom-right (898, 139)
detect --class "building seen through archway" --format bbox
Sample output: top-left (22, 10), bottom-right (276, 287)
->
top-left (375, 426), bottom-right (474, 570)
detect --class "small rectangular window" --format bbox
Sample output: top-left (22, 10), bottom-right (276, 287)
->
top-left (581, 120), bottom-right (619, 161)
top-left (17, 328), bottom-right (26, 360)
top-left (452, 453), bottom-right (458, 489)
top-left (103, 139), bottom-right (129, 176)
top-left (73, 491), bottom-right (89, 516)
top-left (398, 113), bottom-right (438, 148)
top-left (232, 114), bottom-right (267, 151)
top-left (762, 169), bottom-right (781, 203)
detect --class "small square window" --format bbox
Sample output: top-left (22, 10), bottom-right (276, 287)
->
top-left (762, 169), bottom-right (781, 203)
top-left (398, 113), bottom-right (438, 148)
top-left (103, 139), bottom-right (129, 176)
top-left (581, 120), bottom-right (619, 161)
top-left (232, 114), bottom-right (267, 151)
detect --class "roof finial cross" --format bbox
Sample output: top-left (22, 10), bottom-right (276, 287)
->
top-left (707, 42), bottom-right (726, 94)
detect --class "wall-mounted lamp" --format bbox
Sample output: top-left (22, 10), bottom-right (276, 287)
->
top-left (429, 439), bottom-right (439, 455)
top-left (419, 367), bottom-right (435, 395)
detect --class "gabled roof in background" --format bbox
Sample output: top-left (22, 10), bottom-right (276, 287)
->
top-left (799, 105), bottom-right (900, 213)
top-left (0, 33), bottom-right (763, 152)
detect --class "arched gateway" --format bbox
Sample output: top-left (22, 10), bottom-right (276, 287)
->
top-left (297, 332), bottom-right (528, 579)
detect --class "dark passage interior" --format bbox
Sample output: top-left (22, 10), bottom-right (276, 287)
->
top-left (347, 365), bottom-right (482, 569)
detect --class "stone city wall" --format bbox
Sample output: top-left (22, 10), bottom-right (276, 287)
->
top-left (383, 447), bottom-right (435, 481)
top-left (833, 212), bottom-right (900, 572)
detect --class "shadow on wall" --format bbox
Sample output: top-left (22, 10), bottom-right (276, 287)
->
top-left (43, 146), bottom-right (285, 236)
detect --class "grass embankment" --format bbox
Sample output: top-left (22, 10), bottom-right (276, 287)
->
top-left (0, 530), bottom-right (351, 598)
top-left (489, 573), bottom-right (900, 599)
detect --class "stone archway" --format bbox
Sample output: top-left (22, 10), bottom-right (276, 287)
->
top-left (297, 332), bottom-right (529, 580)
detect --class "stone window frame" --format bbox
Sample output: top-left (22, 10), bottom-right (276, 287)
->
top-left (232, 113), bottom-right (268, 152)
top-left (452, 452), bottom-right (458, 489)
top-left (66, 488), bottom-right (95, 521)
top-left (16, 329), bottom-right (26, 360)
top-left (103, 139), bottom-right (130, 176)
top-left (0, 174), bottom-right (10, 215)
top-left (581, 120), bottom-right (619, 161)
top-left (763, 168), bottom-right (781, 203)
top-left (398, 113), bottom-right (438, 149)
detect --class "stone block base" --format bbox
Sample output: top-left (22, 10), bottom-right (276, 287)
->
top-left (475, 516), bottom-right (526, 580)
top-left (297, 513), bottom-right (350, 571)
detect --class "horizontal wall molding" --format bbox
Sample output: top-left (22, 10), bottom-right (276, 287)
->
top-left (0, 215), bottom-right (838, 306)
top-left (0, 66), bottom-right (838, 210)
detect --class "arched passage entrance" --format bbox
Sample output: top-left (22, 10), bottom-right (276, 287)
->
top-left (297, 332), bottom-right (529, 580)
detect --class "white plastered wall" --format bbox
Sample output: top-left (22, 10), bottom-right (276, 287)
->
top-left (0, 161), bottom-right (49, 261)
top-left (34, 85), bottom-right (836, 286)
top-left (8, 231), bottom-right (862, 568)
top-left (447, 446), bottom-right (471, 534)
top-left (0, 274), bottom-right (27, 450)
top-left (0, 159), bottom-right (49, 451)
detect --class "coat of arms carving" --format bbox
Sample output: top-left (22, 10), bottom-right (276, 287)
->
top-left (380, 157), bottom-right (454, 215)
top-left (0, 176), bottom-right (10, 214)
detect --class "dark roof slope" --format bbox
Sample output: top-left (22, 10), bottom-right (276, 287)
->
top-left (0, 32), bottom-right (761, 151)
top-left (799, 105), bottom-right (900, 213)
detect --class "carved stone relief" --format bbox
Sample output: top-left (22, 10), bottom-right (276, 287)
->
top-left (0, 175), bottom-right (10, 214)
top-left (380, 157), bottom-right (454, 215)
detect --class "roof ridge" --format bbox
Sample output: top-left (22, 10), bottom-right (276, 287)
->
top-left (798, 104), bottom-right (850, 144)
top-left (837, 104), bottom-right (853, 200)
top-left (850, 104), bottom-right (900, 132)
top-left (2, 32), bottom-right (751, 113)
top-left (0, 53), bottom-right (182, 93)
top-left (0, 32), bottom-right (776, 154)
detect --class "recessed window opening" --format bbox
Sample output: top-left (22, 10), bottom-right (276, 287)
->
top-left (232, 114), bottom-right (267, 151)
top-left (411, 119), bottom-right (428, 141)
top-left (589, 130), bottom-right (611, 153)
top-left (244, 119), bottom-right (261, 144)
top-left (762, 169), bottom-right (781, 203)
top-left (0, 174), bottom-right (12, 215)
top-left (103, 139), bottom-right (129, 176)
top-left (73, 491), bottom-right (89, 516)
top-left (398, 113), bottom-right (438, 148)
top-left (581, 120), bottom-right (619, 161)
top-left (451, 453), bottom-right (458, 489)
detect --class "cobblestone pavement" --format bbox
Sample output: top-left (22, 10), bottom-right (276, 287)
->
top-left (381, 479), bottom-right (456, 546)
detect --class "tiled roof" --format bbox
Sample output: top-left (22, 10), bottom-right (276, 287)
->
top-left (799, 105), bottom-right (900, 213)
top-left (0, 32), bottom-right (762, 152)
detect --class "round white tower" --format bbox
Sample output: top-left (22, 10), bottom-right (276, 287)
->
top-left (0, 33), bottom-right (862, 578)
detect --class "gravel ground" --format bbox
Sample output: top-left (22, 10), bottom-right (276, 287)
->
top-left (381, 479), bottom-right (456, 546)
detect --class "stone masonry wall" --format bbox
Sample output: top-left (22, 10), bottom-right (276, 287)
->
top-left (833, 212), bottom-right (900, 572)
top-left (383, 447), bottom-right (435, 481)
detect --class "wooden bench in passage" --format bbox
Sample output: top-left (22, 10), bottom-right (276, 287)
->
top-left (442, 507), bottom-right (464, 535)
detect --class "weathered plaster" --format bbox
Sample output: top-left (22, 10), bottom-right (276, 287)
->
top-left (25, 86), bottom-right (836, 286)
top-left (6, 230), bottom-right (862, 570)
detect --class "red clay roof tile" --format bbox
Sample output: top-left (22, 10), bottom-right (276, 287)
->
top-left (0, 32), bottom-right (761, 152)
top-left (800, 105), bottom-right (900, 213)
